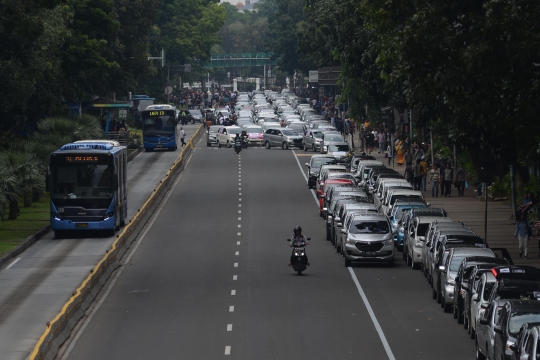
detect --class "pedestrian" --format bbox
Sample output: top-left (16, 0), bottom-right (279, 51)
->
top-left (420, 156), bottom-right (428, 191)
top-left (404, 149), bottom-right (413, 166)
top-left (386, 142), bottom-right (393, 166)
top-left (405, 163), bottom-right (414, 185)
top-left (413, 159), bottom-right (424, 191)
top-left (416, 144), bottom-right (425, 160)
top-left (429, 164), bottom-right (440, 197)
top-left (180, 127), bottom-right (186, 147)
top-left (443, 162), bottom-right (453, 197)
top-left (378, 132), bottom-right (386, 153)
top-left (455, 163), bottom-right (467, 196)
top-left (515, 212), bottom-right (531, 258)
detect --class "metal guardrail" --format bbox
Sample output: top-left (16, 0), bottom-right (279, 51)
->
top-left (29, 125), bottom-right (204, 360)
top-left (106, 130), bottom-right (130, 146)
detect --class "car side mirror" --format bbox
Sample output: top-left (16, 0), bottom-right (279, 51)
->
top-left (481, 303), bottom-right (488, 309)
top-left (335, 217), bottom-right (341, 222)
top-left (479, 318), bottom-right (489, 326)
top-left (494, 325), bottom-right (503, 334)
top-left (322, 207), bottom-right (327, 212)
top-left (337, 223), bottom-right (342, 227)
top-left (439, 266), bottom-right (446, 271)
top-left (426, 202), bottom-right (431, 207)
top-left (341, 229), bottom-right (347, 234)
top-left (305, 163), bottom-right (309, 167)
top-left (509, 343), bottom-right (518, 351)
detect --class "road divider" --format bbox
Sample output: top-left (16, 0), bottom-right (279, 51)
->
top-left (30, 125), bottom-right (204, 360)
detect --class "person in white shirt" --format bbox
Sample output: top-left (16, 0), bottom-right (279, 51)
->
top-left (180, 127), bottom-right (186, 147)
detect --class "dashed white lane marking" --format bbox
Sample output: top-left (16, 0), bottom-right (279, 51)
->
top-left (235, 251), bottom-right (239, 255)
top-left (238, 210), bottom-right (241, 213)
top-left (238, 175), bottom-right (241, 177)
top-left (239, 198), bottom-right (242, 201)
top-left (225, 346), bottom-right (231, 355)
top-left (238, 224), bottom-right (241, 228)
top-left (227, 324), bottom-right (233, 331)
top-left (238, 204), bottom-right (241, 207)
top-left (229, 306), bottom-right (235, 312)
top-left (238, 183), bottom-right (241, 185)
top-left (237, 241), bottom-right (240, 245)
top-left (237, 232), bottom-right (241, 236)
top-left (231, 290), bottom-right (236, 295)
top-left (233, 275), bottom-right (237, 280)
top-left (5, 257), bottom-right (21, 269)
top-left (239, 188), bottom-right (241, 190)
top-left (234, 263), bottom-right (238, 267)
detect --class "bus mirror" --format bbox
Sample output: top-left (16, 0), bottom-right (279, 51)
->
top-left (46, 167), bottom-right (51, 192)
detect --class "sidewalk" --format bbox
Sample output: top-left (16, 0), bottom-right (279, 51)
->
top-left (346, 134), bottom-right (539, 266)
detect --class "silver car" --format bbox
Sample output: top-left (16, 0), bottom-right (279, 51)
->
top-left (303, 129), bottom-right (324, 151)
top-left (341, 213), bottom-right (394, 266)
top-left (439, 247), bottom-right (495, 313)
top-left (405, 216), bottom-right (453, 270)
top-left (263, 128), bottom-right (303, 149)
top-left (320, 134), bottom-right (346, 153)
top-left (206, 125), bottom-right (221, 147)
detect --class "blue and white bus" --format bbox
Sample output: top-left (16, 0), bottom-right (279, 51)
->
top-left (141, 104), bottom-right (177, 151)
top-left (47, 140), bottom-right (128, 237)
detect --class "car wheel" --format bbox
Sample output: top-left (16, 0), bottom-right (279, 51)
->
top-left (312, 144), bottom-right (316, 152)
top-left (207, 142), bottom-right (211, 147)
top-left (406, 253), bottom-right (412, 266)
top-left (469, 322), bottom-right (476, 339)
top-left (265, 141), bottom-right (271, 149)
top-left (464, 315), bottom-right (469, 330)
top-left (326, 226), bottom-right (331, 241)
top-left (402, 246), bottom-right (407, 260)
top-left (411, 260), bottom-right (419, 270)
top-left (218, 141), bottom-right (222, 148)
top-left (303, 143), bottom-right (308, 151)
top-left (437, 289), bottom-right (442, 304)
top-left (443, 302), bottom-right (451, 313)
top-left (388, 258), bottom-right (394, 267)
top-left (345, 259), bottom-right (352, 267)
top-left (453, 306), bottom-right (458, 319)
top-left (282, 142), bottom-right (288, 150)
top-left (476, 339), bottom-right (485, 360)
top-left (336, 242), bottom-right (341, 253)
top-left (432, 285), bottom-right (437, 299)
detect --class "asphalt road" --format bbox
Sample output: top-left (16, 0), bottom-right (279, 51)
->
top-left (62, 141), bottom-right (476, 360)
top-left (0, 124), bottom-right (200, 360)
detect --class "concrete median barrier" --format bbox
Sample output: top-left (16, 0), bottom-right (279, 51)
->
top-left (29, 125), bottom-right (204, 360)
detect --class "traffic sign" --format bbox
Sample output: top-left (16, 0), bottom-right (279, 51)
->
top-left (164, 86), bottom-right (173, 95)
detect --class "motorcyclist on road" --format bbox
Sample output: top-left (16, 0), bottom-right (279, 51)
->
top-left (241, 129), bottom-right (248, 148)
top-left (288, 226), bottom-right (310, 267)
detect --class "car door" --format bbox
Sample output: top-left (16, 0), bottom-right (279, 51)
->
top-left (476, 302), bottom-right (492, 358)
top-left (304, 130), bottom-right (312, 148)
top-left (268, 129), bottom-right (278, 146)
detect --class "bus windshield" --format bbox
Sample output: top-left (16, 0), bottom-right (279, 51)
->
top-left (51, 164), bottom-right (114, 201)
top-left (142, 110), bottom-right (175, 137)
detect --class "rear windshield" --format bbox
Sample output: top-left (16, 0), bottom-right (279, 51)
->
top-left (282, 129), bottom-right (299, 136)
top-left (245, 128), bottom-right (262, 133)
top-left (228, 128), bottom-right (241, 134)
top-left (312, 158), bottom-right (337, 167)
top-left (328, 144), bottom-right (350, 152)
top-left (417, 223), bottom-right (430, 237)
top-left (325, 134), bottom-right (344, 142)
top-left (349, 221), bottom-right (389, 234)
top-left (449, 256), bottom-right (466, 271)
top-left (391, 195), bottom-right (422, 205)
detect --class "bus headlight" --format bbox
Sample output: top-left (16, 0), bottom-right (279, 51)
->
top-left (51, 212), bottom-right (61, 220)
top-left (103, 212), bottom-right (114, 220)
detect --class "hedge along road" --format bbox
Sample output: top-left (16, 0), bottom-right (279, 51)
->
top-left (0, 123), bottom-right (201, 360)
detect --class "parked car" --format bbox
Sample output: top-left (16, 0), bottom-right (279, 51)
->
top-left (305, 155), bottom-right (337, 189)
top-left (263, 128), bottom-right (303, 149)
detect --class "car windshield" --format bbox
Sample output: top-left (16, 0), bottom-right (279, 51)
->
top-left (188, 110), bottom-right (201, 116)
top-left (328, 144), bottom-right (350, 152)
top-left (390, 195), bottom-right (422, 205)
top-left (417, 223), bottom-right (430, 237)
top-left (313, 132), bottom-right (324, 138)
top-left (325, 134), bottom-right (344, 142)
top-left (312, 158), bottom-right (337, 167)
top-left (228, 128), bottom-right (242, 134)
top-left (245, 128), bottom-right (262, 133)
top-left (449, 256), bottom-right (466, 271)
top-left (509, 313), bottom-right (540, 335)
top-left (349, 220), bottom-right (389, 234)
top-left (282, 129), bottom-right (299, 136)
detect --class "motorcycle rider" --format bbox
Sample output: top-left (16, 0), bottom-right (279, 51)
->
top-left (241, 129), bottom-right (248, 149)
top-left (288, 226), bottom-right (310, 267)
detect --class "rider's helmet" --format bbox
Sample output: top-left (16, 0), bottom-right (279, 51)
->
top-left (293, 226), bottom-right (302, 235)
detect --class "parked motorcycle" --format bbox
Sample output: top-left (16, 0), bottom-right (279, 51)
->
top-left (234, 138), bottom-right (242, 154)
top-left (287, 237), bottom-right (311, 275)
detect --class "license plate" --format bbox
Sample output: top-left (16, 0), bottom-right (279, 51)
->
top-left (156, 144), bottom-right (162, 148)
top-left (75, 223), bottom-right (88, 228)
top-left (362, 251), bottom-right (376, 256)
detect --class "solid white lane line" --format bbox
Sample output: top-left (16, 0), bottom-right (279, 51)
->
top-left (5, 257), bottom-right (21, 269)
top-left (227, 324), bottom-right (233, 331)
top-left (234, 263), bottom-right (238, 267)
top-left (292, 151), bottom-right (318, 204)
top-left (235, 251), bottom-right (239, 255)
top-left (229, 306), bottom-right (234, 312)
top-left (231, 290), bottom-right (236, 295)
top-left (348, 267), bottom-right (396, 360)
top-left (233, 275), bottom-right (237, 280)
top-left (225, 346), bottom-right (231, 355)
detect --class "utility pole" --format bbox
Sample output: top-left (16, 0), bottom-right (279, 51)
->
top-left (430, 128), bottom-right (434, 166)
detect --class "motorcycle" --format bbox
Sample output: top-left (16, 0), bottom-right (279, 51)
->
top-left (234, 138), bottom-right (242, 154)
top-left (287, 237), bottom-right (311, 275)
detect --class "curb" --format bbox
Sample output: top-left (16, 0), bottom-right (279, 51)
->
top-left (29, 125), bottom-right (204, 360)
top-left (127, 146), bottom-right (143, 163)
top-left (0, 225), bottom-right (51, 269)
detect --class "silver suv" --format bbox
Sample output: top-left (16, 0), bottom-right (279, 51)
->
top-left (341, 213), bottom-right (394, 266)
top-left (263, 128), bottom-right (303, 149)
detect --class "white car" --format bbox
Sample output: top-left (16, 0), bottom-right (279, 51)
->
top-left (217, 126), bottom-right (242, 148)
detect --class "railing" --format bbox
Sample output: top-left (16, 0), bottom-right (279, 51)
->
top-left (106, 130), bottom-right (130, 146)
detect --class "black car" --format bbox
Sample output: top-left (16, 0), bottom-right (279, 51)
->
top-left (305, 155), bottom-right (337, 189)
top-left (187, 109), bottom-right (203, 124)
top-left (488, 266), bottom-right (540, 303)
top-left (454, 255), bottom-right (510, 324)
top-left (494, 300), bottom-right (540, 360)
